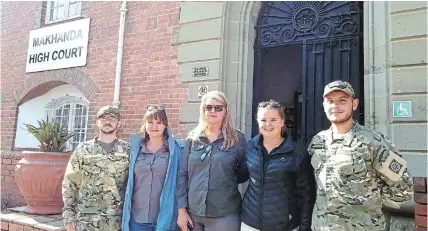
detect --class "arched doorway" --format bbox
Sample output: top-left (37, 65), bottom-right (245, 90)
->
top-left (252, 1), bottom-right (364, 144)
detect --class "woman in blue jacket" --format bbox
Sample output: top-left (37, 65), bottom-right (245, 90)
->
top-left (122, 105), bottom-right (184, 231)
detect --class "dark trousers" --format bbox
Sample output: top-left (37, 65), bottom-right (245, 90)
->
top-left (190, 213), bottom-right (240, 231)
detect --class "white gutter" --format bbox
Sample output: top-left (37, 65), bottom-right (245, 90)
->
top-left (113, 0), bottom-right (127, 108)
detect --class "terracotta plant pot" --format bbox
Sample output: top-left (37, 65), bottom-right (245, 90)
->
top-left (14, 151), bottom-right (71, 215)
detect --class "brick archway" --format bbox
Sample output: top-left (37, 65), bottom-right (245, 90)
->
top-left (12, 68), bottom-right (100, 105)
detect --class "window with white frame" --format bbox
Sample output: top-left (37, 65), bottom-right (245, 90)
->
top-left (45, 95), bottom-right (89, 151)
top-left (46, 1), bottom-right (82, 23)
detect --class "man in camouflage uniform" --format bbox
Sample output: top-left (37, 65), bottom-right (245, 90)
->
top-left (62, 105), bottom-right (131, 231)
top-left (308, 80), bottom-right (413, 231)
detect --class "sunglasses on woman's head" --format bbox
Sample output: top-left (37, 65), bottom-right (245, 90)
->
top-left (258, 101), bottom-right (282, 108)
top-left (204, 105), bottom-right (225, 112)
top-left (147, 105), bottom-right (165, 111)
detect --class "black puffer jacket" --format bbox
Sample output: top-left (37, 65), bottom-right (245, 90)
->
top-left (240, 134), bottom-right (316, 231)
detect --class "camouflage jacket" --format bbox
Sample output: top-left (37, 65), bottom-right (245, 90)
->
top-left (308, 122), bottom-right (413, 231)
top-left (62, 138), bottom-right (131, 225)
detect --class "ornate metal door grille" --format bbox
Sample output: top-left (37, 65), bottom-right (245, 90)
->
top-left (253, 1), bottom-right (363, 142)
top-left (257, 1), bottom-right (360, 47)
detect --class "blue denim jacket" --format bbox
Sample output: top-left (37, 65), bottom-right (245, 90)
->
top-left (122, 129), bottom-right (184, 231)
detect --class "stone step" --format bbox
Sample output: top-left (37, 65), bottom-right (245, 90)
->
top-left (0, 207), bottom-right (65, 231)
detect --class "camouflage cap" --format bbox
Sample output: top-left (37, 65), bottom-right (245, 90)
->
top-left (97, 105), bottom-right (120, 119)
top-left (323, 80), bottom-right (355, 98)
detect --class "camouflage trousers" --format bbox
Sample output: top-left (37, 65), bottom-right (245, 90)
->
top-left (75, 218), bottom-right (121, 231)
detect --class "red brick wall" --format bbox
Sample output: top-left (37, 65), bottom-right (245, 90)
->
top-left (1, 152), bottom-right (25, 209)
top-left (414, 177), bottom-right (428, 230)
top-left (0, 1), bottom-right (42, 151)
top-left (111, 1), bottom-right (187, 139)
top-left (1, 1), bottom-right (187, 151)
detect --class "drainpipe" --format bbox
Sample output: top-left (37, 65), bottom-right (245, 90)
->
top-left (112, 0), bottom-right (127, 108)
top-left (369, 1), bottom-right (376, 129)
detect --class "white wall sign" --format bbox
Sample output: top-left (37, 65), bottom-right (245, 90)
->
top-left (198, 86), bottom-right (208, 98)
top-left (26, 18), bottom-right (91, 73)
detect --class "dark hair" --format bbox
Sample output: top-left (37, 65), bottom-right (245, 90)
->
top-left (140, 105), bottom-right (169, 141)
top-left (257, 100), bottom-right (287, 137)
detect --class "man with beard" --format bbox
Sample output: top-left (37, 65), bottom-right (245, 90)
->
top-left (62, 105), bottom-right (131, 231)
top-left (308, 80), bottom-right (413, 231)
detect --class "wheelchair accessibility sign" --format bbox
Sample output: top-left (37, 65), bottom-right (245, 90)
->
top-left (393, 101), bottom-right (412, 118)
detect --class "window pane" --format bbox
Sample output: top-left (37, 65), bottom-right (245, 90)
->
top-left (70, 104), bottom-right (88, 150)
top-left (62, 120), bottom-right (68, 130)
top-left (53, 1), bottom-right (65, 20)
top-left (57, 3), bottom-right (65, 20)
top-left (49, 2), bottom-right (56, 21)
top-left (49, 1), bottom-right (69, 21)
top-left (73, 132), bottom-right (79, 142)
top-left (62, 105), bottom-right (70, 129)
top-left (50, 1), bottom-right (56, 9)
top-left (75, 104), bottom-right (83, 115)
top-left (47, 98), bottom-right (88, 151)
top-left (63, 104), bottom-right (70, 113)
top-left (74, 115), bottom-right (81, 129)
top-left (46, 109), bottom-right (54, 121)
top-left (81, 113), bottom-right (87, 129)
top-left (74, 104), bottom-right (82, 129)
top-left (53, 105), bottom-right (69, 131)
top-left (56, 108), bottom-right (62, 117)
top-left (55, 107), bottom-right (63, 124)
top-left (80, 132), bottom-right (85, 142)
top-left (68, 1), bottom-right (79, 16)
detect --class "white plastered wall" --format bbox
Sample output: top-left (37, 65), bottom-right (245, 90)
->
top-left (15, 84), bottom-right (88, 149)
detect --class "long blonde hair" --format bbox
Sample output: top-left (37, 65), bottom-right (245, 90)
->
top-left (188, 91), bottom-right (238, 150)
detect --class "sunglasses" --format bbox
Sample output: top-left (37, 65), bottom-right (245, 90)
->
top-left (147, 105), bottom-right (165, 111)
top-left (201, 145), bottom-right (213, 161)
top-left (204, 105), bottom-right (225, 112)
top-left (258, 101), bottom-right (282, 108)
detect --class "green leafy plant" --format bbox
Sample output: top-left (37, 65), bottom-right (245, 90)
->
top-left (24, 118), bottom-right (75, 152)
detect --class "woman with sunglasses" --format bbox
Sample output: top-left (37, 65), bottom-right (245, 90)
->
top-left (176, 91), bottom-right (247, 231)
top-left (240, 100), bottom-right (316, 231)
top-left (122, 105), bottom-right (185, 231)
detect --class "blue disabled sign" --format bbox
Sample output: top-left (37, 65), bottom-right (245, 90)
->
top-left (393, 101), bottom-right (412, 118)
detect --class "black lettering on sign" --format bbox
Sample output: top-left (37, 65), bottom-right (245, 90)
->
top-left (33, 29), bottom-right (84, 47)
top-left (52, 50), bottom-right (59, 60)
top-left (28, 52), bottom-right (50, 64)
top-left (51, 46), bottom-right (84, 60)
top-left (58, 49), bottom-right (65, 59)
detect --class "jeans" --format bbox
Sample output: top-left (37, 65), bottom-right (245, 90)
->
top-left (130, 218), bottom-right (156, 231)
